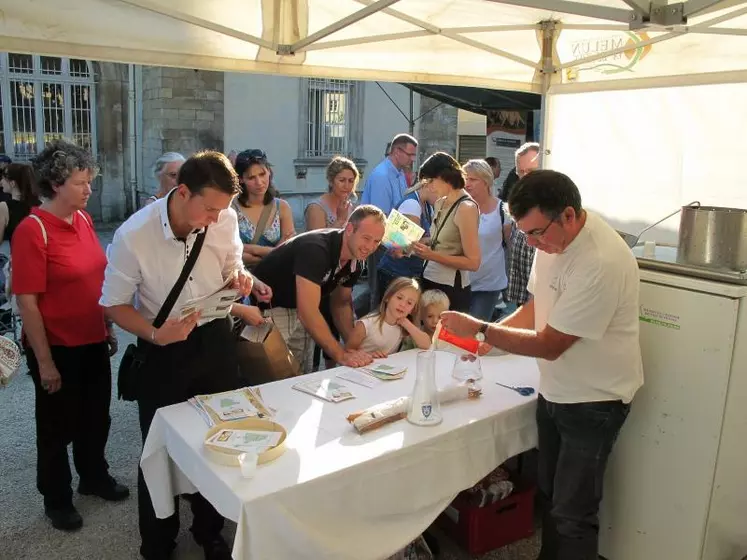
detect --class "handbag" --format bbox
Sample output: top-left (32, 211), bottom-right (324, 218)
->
top-left (117, 228), bottom-right (208, 401)
top-left (234, 308), bottom-right (301, 386)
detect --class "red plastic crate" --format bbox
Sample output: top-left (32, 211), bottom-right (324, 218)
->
top-left (436, 480), bottom-right (536, 555)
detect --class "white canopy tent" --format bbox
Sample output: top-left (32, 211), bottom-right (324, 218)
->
top-left (3, 0), bottom-right (747, 233)
top-left (4, 1), bottom-right (747, 91)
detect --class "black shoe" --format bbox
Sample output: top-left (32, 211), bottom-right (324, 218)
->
top-left (78, 476), bottom-right (130, 501)
top-left (198, 536), bottom-right (232, 560)
top-left (45, 505), bottom-right (83, 531)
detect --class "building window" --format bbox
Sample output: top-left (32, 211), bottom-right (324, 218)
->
top-left (303, 78), bottom-right (357, 159)
top-left (0, 53), bottom-right (96, 160)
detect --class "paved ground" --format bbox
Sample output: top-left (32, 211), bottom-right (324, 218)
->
top-left (0, 225), bottom-right (540, 559)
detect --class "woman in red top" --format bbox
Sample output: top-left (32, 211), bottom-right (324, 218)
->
top-left (11, 140), bottom-right (129, 532)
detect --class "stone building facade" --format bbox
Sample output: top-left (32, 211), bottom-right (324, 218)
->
top-left (0, 53), bottom-right (458, 224)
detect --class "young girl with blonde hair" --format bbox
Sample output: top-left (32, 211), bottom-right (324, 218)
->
top-left (346, 277), bottom-right (431, 357)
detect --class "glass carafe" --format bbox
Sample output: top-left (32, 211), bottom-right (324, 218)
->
top-left (407, 351), bottom-right (443, 426)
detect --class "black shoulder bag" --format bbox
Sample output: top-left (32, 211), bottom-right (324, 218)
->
top-left (117, 228), bottom-right (208, 401)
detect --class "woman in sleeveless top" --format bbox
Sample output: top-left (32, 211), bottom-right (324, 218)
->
top-left (0, 163), bottom-right (40, 243)
top-left (305, 156), bottom-right (359, 231)
top-left (411, 152), bottom-right (480, 312)
top-left (232, 149), bottom-right (295, 268)
top-left (304, 156), bottom-right (360, 370)
top-left (463, 159), bottom-right (513, 321)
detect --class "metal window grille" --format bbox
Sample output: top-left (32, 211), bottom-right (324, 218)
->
top-left (9, 81), bottom-right (36, 159)
top-left (71, 84), bottom-right (93, 151)
top-left (0, 54), bottom-right (96, 160)
top-left (305, 78), bottom-right (351, 158)
top-left (69, 59), bottom-right (90, 78)
top-left (40, 56), bottom-right (63, 76)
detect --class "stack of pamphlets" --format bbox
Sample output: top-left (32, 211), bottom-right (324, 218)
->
top-left (189, 387), bottom-right (272, 427)
top-left (179, 277), bottom-right (238, 321)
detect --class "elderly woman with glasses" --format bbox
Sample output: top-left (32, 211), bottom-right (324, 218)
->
top-left (232, 149), bottom-right (295, 269)
top-left (145, 152), bottom-right (185, 205)
top-left (11, 139), bottom-right (129, 532)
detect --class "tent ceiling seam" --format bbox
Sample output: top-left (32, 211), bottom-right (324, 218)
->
top-left (114, 0), bottom-right (274, 49)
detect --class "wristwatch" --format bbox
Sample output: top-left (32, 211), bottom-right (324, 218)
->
top-left (475, 321), bottom-right (489, 342)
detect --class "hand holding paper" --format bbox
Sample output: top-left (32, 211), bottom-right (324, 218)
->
top-left (382, 209), bottom-right (425, 251)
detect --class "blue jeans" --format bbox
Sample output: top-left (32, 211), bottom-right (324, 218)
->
top-left (469, 290), bottom-right (502, 321)
top-left (536, 394), bottom-right (630, 560)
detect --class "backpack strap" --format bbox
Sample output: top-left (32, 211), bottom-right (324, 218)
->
top-left (28, 215), bottom-right (48, 246)
top-left (498, 201), bottom-right (507, 249)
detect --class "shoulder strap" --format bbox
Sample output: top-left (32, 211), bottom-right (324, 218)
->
top-left (28, 214), bottom-right (48, 246)
top-left (498, 201), bottom-right (507, 248)
top-left (430, 195), bottom-right (469, 250)
top-left (28, 212), bottom-right (91, 247)
top-left (152, 228), bottom-right (208, 328)
top-left (76, 210), bottom-right (91, 227)
top-left (250, 203), bottom-right (274, 246)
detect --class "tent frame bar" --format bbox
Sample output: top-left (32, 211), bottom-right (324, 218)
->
top-left (684, 0), bottom-right (738, 16)
top-left (486, 0), bottom-right (640, 24)
top-left (289, 0), bottom-right (401, 52)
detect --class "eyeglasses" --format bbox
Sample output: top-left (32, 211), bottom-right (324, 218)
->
top-left (525, 214), bottom-right (559, 238)
top-left (396, 146), bottom-right (417, 158)
top-left (165, 171), bottom-right (179, 179)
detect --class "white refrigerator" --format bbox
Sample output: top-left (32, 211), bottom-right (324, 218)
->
top-left (599, 267), bottom-right (747, 560)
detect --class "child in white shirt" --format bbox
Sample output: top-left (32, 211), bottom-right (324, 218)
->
top-left (346, 277), bottom-right (431, 357)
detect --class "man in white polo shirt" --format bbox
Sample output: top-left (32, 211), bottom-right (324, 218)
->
top-left (441, 169), bottom-right (643, 560)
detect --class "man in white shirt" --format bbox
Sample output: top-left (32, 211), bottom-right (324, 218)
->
top-left (100, 151), bottom-right (258, 560)
top-left (441, 169), bottom-right (643, 560)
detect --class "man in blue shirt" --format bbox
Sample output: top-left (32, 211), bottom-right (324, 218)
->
top-left (360, 134), bottom-right (418, 311)
top-left (361, 133), bottom-right (418, 215)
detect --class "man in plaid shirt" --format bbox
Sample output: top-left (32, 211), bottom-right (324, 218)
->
top-left (506, 142), bottom-right (540, 307)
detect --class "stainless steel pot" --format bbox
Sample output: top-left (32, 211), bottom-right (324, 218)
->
top-left (678, 203), bottom-right (747, 272)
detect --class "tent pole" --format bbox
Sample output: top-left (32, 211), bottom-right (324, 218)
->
top-left (409, 89), bottom-right (414, 135)
top-left (539, 20), bottom-right (557, 168)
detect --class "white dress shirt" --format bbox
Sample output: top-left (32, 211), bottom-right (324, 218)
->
top-left (99, 194), bottom-right (244, 322)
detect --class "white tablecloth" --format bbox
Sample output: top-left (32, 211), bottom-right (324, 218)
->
top-left (141, 350), bottom-right (540, 560)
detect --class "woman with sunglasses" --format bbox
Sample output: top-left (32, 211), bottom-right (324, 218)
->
top-left (0, 162), bottom-right (40, 243)
top-left (233, 149), bottom-right (295, 268)
top-left (410, 152), bottom-right (481, 313)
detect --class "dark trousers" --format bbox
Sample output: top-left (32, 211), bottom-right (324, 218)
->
top-left (137, 318), bottom-right (240, 559)
top-left (420, 274), bottom-right (472, 313)
top-left (27, 342), bottom-right (112, 509)
top-left (536, 394), bottom-right (630, 560)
